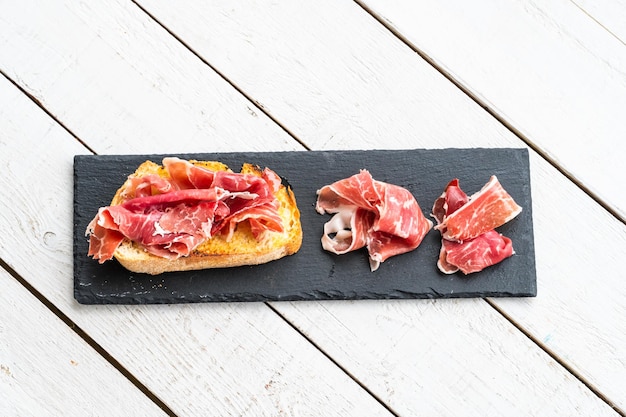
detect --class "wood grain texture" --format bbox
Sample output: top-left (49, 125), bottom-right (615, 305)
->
top-left (359, 0), bottom-right (626, 220)
top-left (74, 149), bottom-right (535, 304)
top-left (0, 268), bottom-right (168, 417)
top-left (0, 0), bottom-right (300, 155)
top-left (0, 41), bottom-right (393, 417)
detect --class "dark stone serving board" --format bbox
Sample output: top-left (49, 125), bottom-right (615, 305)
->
top-left (73, 148), bottom-right (536, 304)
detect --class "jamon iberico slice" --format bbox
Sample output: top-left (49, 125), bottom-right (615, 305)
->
top-left (316, 170), bottom-right (432, 271)
top-left (432, 176), bottom-right (521, 275)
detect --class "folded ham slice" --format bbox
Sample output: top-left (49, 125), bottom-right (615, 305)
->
top-left (437, 230), bottom-right (514, 275)
top-left (435, 176), bottom-right (522, 242)
top-left (87, 158), bottom-right (284, 263)
top-left (432, 176), bottom-right (521, 275)
top-left (316, 170), bottom-right (432, 271)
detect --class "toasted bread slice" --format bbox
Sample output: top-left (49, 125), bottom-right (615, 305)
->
top-left (109, 159), bottom-right (302, 275)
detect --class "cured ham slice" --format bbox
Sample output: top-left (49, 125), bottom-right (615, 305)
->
top-left (431, 179), bottom-right (468, 226)
top-left (316, 170), bottom-right (432, 271)
top-left (432, 176), bottom-right (521, 275)
top-left (86, 158), bottom-right (284, 263)
top-left (86, 210), bottom-right (127, 263)
top-left (435, 176), bottom-right (522, 242)
top-left (438, 230), bottom-right (514, 275)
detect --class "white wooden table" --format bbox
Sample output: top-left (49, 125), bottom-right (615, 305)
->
top-left (1, 1), bottom-right (625, 415)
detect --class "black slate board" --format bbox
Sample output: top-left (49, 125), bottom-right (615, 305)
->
top-left (73, 148), bottom-right (536, 304)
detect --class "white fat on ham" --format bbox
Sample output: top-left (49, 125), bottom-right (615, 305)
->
top-left (321, 207), bottom-right (362, 254)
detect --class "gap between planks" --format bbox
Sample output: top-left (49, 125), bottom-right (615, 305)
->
top-left (265, 302), bottom-right (400, 417)
top-left (485, 298), bottom-right (625, 416)
top-left (569, 1), bottom-right (626, 47)
top-left (352, 0), bottom-right (626, 227)
top-left (0, 71), bottom-right (97, 155)
top-left (129, 0), bottom-right (311, 152)
top-left (0, 258), bottom-right (179, 417)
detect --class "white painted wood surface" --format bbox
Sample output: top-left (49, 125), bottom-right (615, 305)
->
top-left (358, 0), bottom-right (626, 220)
top-left (0, 268), bottom-right (168, 417)
top-left (1, 0), bottom-right (625, 416)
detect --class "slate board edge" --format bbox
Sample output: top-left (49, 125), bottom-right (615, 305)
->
top-left (75, 290), bottom-right (536, 305)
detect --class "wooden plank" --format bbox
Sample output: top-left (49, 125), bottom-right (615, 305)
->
top-left (128, 0), bottom-right (626, 411)
top-left (73, 149), bottom-right (535, 304)
top-left (0, 40), bottom-right (393, 417)
top-left (358, 0), bottom-right (626, 220)
top-left (0, 268), bottom-right (168, 417)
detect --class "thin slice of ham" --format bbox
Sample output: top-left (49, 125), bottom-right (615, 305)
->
top-left (435, 175), bottom-right (522, 242)
top-left (86, 158), bottom-right (284, 263)
top-left (432, 176), bottom-right (520, 275)
top-left (431, 179), bottom-right (468, 227)
top-left (437, 230), bottom-right (514, 274)
top-left (86, 209), bottom-right (127, 263)
top-left (88, 200), bottom-right (219, 261)
top-left (316, 170), bottom-right (432, 271)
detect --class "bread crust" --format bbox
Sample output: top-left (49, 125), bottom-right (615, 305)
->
top-left (110, 160), bottom-right (302, 274)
